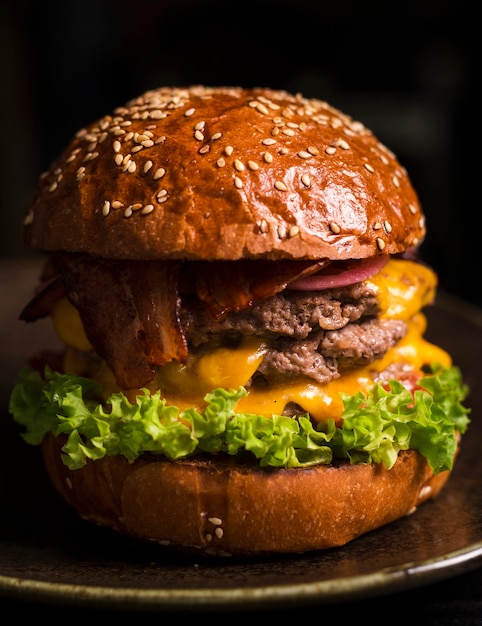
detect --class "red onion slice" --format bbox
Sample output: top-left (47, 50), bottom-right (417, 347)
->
top-left (287, 255), bottom-right (389, 291)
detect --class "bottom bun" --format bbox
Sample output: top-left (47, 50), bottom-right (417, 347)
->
top-left (42, 434), bottom-right (451, 557)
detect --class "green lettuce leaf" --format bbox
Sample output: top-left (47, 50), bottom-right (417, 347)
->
top-left (9, 364), bottom-right (470, 473)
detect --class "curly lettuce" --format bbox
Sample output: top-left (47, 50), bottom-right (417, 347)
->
top-left (9, 364), bottom-right (470, 474)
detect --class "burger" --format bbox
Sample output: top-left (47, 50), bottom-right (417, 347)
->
top-left (9, 86), bottom-right (470, 557)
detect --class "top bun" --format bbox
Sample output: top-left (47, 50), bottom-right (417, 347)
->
top-left (23, 86), bottom-right (425, 261)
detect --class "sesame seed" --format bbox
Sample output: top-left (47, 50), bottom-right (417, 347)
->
top-left (127, 161), bottom-right (136, 173)
top-left (143, 160), bottom-right (153, 173)
top-left (408, 204), bottom-right (417, 214)
top-left (384, 220), bottom-right (393, 233)
top-left (256, 102), bottom-right (270, 115)
top-left (373, 222), bottom-right (382, 230)
top-left (282, 128), bottom-right (295, 136)
top-left (113, 140), bottom-right (121, 152)
top-left (234, 159), bottom-right (245, 171)
top-left (260, 219), bottom-right (268, 233)
top-left (376, 237), bottom-right (386, 250)
top-left (263, 152), bottom-right (273, 163)
top-left (153, 167), bottom-right (166, 180)
top-left (289, 225), bottom-right (300, 237)
top-left (247, 160), bottom-right (259, 170)
top-left (199, 145), bottom-right (210, 154)
top-left (141, 204), bottom-right (154, 215)
top-left (211, 132), bottom-right (222, 141)
top-left (307, 146), bottom-right (319, 155)
top-left (111, 201), bottom-right (123, 209)
top-left (329, 222), bottom-right (341, 234)
top-left (224, 145), bottom-right (234, 156)
top-left (83, 151), bottom-right (98, 162)
top-left (333, 139), bottom-right (350, 150)
top-left (124, 207), bottom-right (133, 217)
top-left (325, 146), bottom-right (336, 155)
top-left (275, 181), bottom-right (288, 191)
top-left (234, 176), bottom-right (243, 189)
top-left (392, 175), bottom-right (400, 188)
top-left (364, 163), bottom-right (375, 173)
top-left (102, 200), bottom-right (110, 216)
top-left (48, 181), bottom-right (58, 192)
top-left (298, 151), bottom-right (311, 159)
top-left (114, 153), bottom-right (123, 166)
top-left (208, 517), bottom-right (222, 525)
top-left (194, 121), bottom-right (205, 131)
top-left (262, 137), bottom-right (276, 146)
top-left (184, 107), bottom-right (195, 117)
top-left (277, 224), bottom-right (287, 238)
top-left (194, 130), bottom-right (204, 141)
top-left (215, 527), bottom-right (224, 539)
top-left (217, 157), bottom-right (226, 167)
top-left (301, 174), bottom-right (310, 187)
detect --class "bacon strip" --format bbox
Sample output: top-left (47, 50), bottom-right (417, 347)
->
top-left (53, 253), bottom-right (187, 389)
top-left (19, 275), bottom-right (65, 322)
top-left (194, 259), bottom-right (330, 319)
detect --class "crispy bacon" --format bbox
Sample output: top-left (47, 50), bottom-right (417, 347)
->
top-left (53, 253), bottom-right (187, 389)
top-left (193, 259), bottom-right (330, 319)
top-left (19, 275), bottom-right (66, 322)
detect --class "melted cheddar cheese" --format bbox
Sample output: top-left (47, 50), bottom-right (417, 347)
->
top-left (53, 258), bottom-right (448, 422)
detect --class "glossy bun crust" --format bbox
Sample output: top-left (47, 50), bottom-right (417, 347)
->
top-left (42, 434), bottom-right (450, 556)
top-left (24, 86), bottom-right (425, 261)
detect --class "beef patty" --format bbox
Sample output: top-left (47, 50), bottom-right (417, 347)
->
top-left (181, 282), bottom-right (407, 385)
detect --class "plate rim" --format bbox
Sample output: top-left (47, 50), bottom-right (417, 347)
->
top-left (1, 541), bottom-right (482, 611)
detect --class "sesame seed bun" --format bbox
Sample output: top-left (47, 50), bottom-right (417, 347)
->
top-left (23, 85), bottom-right (425, 261)
top-left (41, 433), bottom-right (452, 557)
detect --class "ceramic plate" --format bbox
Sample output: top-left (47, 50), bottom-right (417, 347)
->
top-left (1, 276), bottom-right (482, 612)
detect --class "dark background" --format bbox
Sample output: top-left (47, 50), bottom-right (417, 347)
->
top-left (1, 0), bottom-right (478, 305)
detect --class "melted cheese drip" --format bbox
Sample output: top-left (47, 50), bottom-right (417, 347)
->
top-left (366, 258), bottom-right (436, 321)
top-left (54, 258), bottom-right (448, 422)
top-left (235, 315), bottom-right (450, 422)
